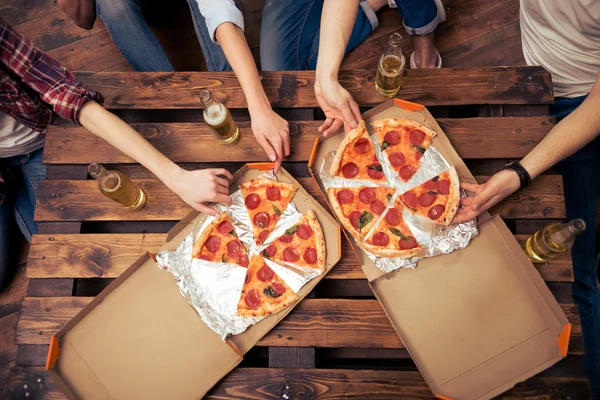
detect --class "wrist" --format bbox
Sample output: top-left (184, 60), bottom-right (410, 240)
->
top-left (247, 91), bottom-right (272, 116)
top-left (503, 161), bottom-right (532, 190)
top-left (159, 162), bottom-right (184, 190)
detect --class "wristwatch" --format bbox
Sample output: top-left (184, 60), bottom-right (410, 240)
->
top-left (503, 161), bottom-right (531, 190)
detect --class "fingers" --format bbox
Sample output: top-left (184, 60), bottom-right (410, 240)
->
top-left (323, 119), bottom-right (343, 137)
top-left (348, 97), bottom-right (362, 126)
top-left (216, 185), bottom-right (228, 195)
top-left (214, 193), bottom-right (233, 207)
top-left (212, 168), bottom-right (233, 180)
top-left (319, 118), bottom-right (334, 134)
top-left (282, 130), bottom-right (290, 157)
top-left (267, 134), bottom-right (284, 174)
top-left (470, 185), bottom-right (496, 211)
top-left (339, 98), bottom-right (359, 129)
top-left (256, 136), bottom-right (277, 163)
top-left (213, 176), bottom-right (229, 188)
top-left (195, 203), bottom-right (220, 217)
top-left (460, 182), bottom-right (480, 193)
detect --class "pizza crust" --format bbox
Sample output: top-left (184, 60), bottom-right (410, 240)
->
top-left (327, 188), bottom-right (363, 241)
top-left (358, 241), bottom-right (425, 259)
top-left (237, 291), bottom-right (298, 317)
top-left (371, 117), bottom-right (438, 141)
top-left (329, 120), bottom-right (368, 176)
top-left (439, 166), bottom-right (460, 226)
top-left (305, 210), bottom-right (327, 272)
top-left (192, 212), bottom-right (226, 258)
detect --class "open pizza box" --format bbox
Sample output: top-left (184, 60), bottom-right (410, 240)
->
top-left (308, 99), bottom-right (571, 400)
top-left (44, 163), bottom-right (342, 400)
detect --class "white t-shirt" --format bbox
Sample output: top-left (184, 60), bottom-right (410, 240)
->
top-left (195, 0), bottom-right (244, 42)
top-left (520, 0), bottom-right (600, 98)
top-left (0, 113), bottom-right (44, 158)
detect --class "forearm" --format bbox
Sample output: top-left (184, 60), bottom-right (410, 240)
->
top-left (58, 0), bottom-right (96, 30)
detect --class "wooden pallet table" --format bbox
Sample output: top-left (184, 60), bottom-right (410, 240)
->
top-left (8, 67), bottom-right (591, 399)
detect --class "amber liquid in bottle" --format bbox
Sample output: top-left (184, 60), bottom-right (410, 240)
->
top-left (88, 163), bottom-right (146, 210)
top-left (375, 32), bottom-right (405, 98)
top-left (523, 219), bottom-right (586, 263)
top-left (200, 89), bottom-right (240, 145)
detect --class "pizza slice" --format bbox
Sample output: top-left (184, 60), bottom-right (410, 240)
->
top-left (398, 167), bottom-right (460, 225)
top-left (240, 177), bottom-right (298, 245)
top-left (359, 197), bottom-right (425, 258)
top-left (192, 212), bottom-right (249, 267)
top-left (261, 210), bottom-right (326, 272)
top-left (237, 255), bottom-right (298, 317)
top-left (329, 120), bottom-right (386, 183)
top-left (371, 118), bottom-right (437, 182)
top-left (327, 186), bottom-right (395, 241)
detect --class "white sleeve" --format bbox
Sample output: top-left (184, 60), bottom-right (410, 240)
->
top-left (195, 0), bottom-right (245, 43)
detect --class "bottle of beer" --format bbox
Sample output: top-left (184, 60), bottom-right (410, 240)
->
top-left (375, 32), bottom-right (405, 98)
top-left (523, 219), bottom-right (586, 263)
top-left (199, 89), bottom-right (240, 145)
top-left (88, 163), bottom-right (146, 211)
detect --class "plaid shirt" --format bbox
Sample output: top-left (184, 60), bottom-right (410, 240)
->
top-left (0, 20), bottom-right (103, 205)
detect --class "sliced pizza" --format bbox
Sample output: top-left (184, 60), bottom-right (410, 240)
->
top-left (240, 178), bottom-right (298, 245)
top-left (371, 118), bottom-right (437, 182)
top-left (359, 197), bottom-right (425, 258)
top-left (329, 120), bottom-right (386, 183)
top-left (399, 167), bottom-right (460, 225)
top-left (192, 212), bottom-right (249, 267)
top-left (327, 186), bottom-right (395, 241)
top-left (237, 255), bottom-right (298, 317)
top-left (261, 210), bottom-right (326, 272)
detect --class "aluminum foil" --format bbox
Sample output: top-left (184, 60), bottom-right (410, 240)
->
top-left (156, 171), bottom-right (322, 339)
top-left (320, 132), bottom-right (478, 274)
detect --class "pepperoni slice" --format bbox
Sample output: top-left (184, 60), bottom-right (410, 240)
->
top-left (423, 180), bottom-right (436, 190)
top-left (199, 254), bottom-right (212, 261)
top-left (389, 152), bottom-right (406, 168)
top-left (384, 130), bottom-right (400, 145)
top-left (409, 129), bottom-right (425, 145)
top-left (237, 254), bottom-right (249, 267)
top-left (264, 244), bottom-right (277, 257)
top-left (257, 265), bottom-right (274, 282)
top-left (253, 212), bottom-right (271, 229)
top-left (370, 200), bottom-right (386, 215)
top-left (349, 211), bottom-right (362, 229)
top-left (342, 162), bottom-right (359, 178)
top-left (303, 247), bottom-right (317, 265)
top-left (244, 290), bottom-right (261, 309)
top-left (437, 179), bottom-right (451, 195)
top-left (403, 192), bottom-right (418, 208)
top-left (257, 230), bottom-right (269, 244)
top-left (297, 224), bottom-right (313, 240)
top-left (367, 164), bottom-right (385, 180)
top-left (245, 193), bottom-right (261, 210)
top-left (283, 247), bottom-right (300, 262)
top-left (399, 165), bottom-right (416, 181)
top-left (372, 232), bottom-right (390, 246)
top-left (266, 186), bottom-right (281, 201)
top-left (272, 281), bottom-right (286, 295)
top-left (204, 236), bottom-right (221, 253)
top-left (385, 208), bottom-right (401, 226)
top-left (336, 189), bottom-right (354, 205)
top-left (419, 193), bottom-right (437, 207)
top-left (279, 233), bottom-right (294, 243)
top-left (429, 204), bottom-right (446, 220)
top-left (415, 151), bottom-right (424, 160)
top-left (399, 237), bottom-right (418, 249)
top-left (217, 220), bottom-right (234, 234)
top-left (227, 240), bottom-right (243, 257)
top-left (358, 188), bottom-right (376, 204)
top-left (354, 138), bottom-right (371, 154)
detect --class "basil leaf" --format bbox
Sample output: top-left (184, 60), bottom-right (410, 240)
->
top-left (273, 206), bottom-right (281, 216)
top-left (262, 249), bottom-right (270, 258)
top-left (427, 191), bottom-right (438, 195)
top-left (258, 221), bottom-right (265, 228)
top-left (432, 175), bottom-right (439, 182)
top-left (386, 193), bottom-right (393, 202)
top-left (381, 140), bottom-right (390, 150)
top-left (229, 229), bottom-right (237, 237)
top-left (222, 255), bottom-right (227, 263)
top-left (411, 144), bottom-right (426, 153)
top-left (263, 286), bottom-right (281, 298)
top-left (358, 211), bottom-right (374, 231)
top-left (285, 224), bottom-right (299, 235)
top-left (389, 228), bottom-right (409, 240)
top-left (367, 164), bottom-right (383, 172)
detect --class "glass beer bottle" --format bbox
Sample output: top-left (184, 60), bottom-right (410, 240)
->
top-left (523, 219), bottom-right (586, 263)
top-left (88, 163), bottom-right (146, 211)
top-left (375, 32), bottom-right (405, 98)
top-left (199, 89), bottom-right (240, 145)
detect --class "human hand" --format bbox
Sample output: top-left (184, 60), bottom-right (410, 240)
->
top-left (167, 167), bottom-right (234, 216)
top-left (452, 169), bottom-right (521, 224)
top-left (314, 78), bottom-right (361, 137)
top-left (250, 108), bottom-right (290, 174)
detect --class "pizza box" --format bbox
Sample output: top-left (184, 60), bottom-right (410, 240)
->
top-left (308, 99), bottom-right (571, 400)
top-left (44, 163), bottom-right (342, 400)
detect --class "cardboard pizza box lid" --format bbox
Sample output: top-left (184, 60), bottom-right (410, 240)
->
top-left (308, 99), bottom-right (570, 400)
top-left (46, 164), bottom-right (341, 399)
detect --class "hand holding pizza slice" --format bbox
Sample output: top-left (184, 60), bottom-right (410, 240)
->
top-left (192, 212), bottom-right (250, 267)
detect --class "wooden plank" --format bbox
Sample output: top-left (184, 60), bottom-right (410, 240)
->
top-left (15, 298), bottom-right (583, 354)
top-left (26, 280), bottom-right (73, 297)
top-left (42, 117), bottom-right (554, 164)
top-left (74, 67), bottom-right (553, 109)
top-left (0, 0), bottom-right (62, 26)
top-left (34, 176), bottom-right (565, 222)
top-left (268, 348), bottom-right (315, 368)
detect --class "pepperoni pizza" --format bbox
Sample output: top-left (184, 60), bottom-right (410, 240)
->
top-left (262, 210), bottom-right (326, 272)
top-left (371, 118), bottom-right (436, 182)
top-left (360, 197), bottom-right (424, 258)
top-left (399, 167), bottom-right (460, 226)
top-left (237, 255), bottom-right (298, 317)
top-left (192, 212), bottom-right (250, 267)
top-left (327, 186), bottom-right (395, 241)
top-left (329, 120), bottom-right (386, 183)
top-left (241, 178), bottom-right (298, 245)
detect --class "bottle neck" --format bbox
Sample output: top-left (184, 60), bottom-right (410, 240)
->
top-left (88, 163), bottom-right (109, 181)
top-left (567, 218), bottom-right (586, 235)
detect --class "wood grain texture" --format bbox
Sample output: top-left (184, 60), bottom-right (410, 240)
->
top-left (15, 298), bottom-right (582, 354)
top-left (42, 117), bottom-right (554, 164)
top-left (34, 176), bottom-right (565, 222)
top-left (74, 67), bottom-right (553, 109)
top-left (25, 234), bottom-right (572, 282)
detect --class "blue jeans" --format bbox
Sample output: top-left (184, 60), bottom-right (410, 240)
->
top-left (550, 95), bottom-right (600, 397)
top-left (0, 148), bottom-right (46, 289)
top-left (394, 0), bottom-right (442, 36)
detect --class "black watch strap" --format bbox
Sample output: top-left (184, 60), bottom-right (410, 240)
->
top-left (503, 161), bottom-right (531, 190)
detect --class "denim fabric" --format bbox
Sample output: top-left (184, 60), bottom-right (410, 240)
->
top-left (550, 94), bottom-right (600, 398)
top-left (394, 0), bottom-right (439, 36)
top-left (260, 0), bottom-right (376, 71)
